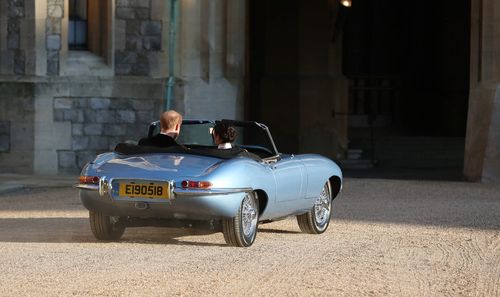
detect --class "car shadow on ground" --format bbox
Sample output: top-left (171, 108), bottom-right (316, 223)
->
top-left (257, 228), bottom-right (301, 234)
top-left (0, 217), bottom-right (227, 247)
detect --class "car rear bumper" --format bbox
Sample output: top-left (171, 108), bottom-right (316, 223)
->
top-left (79, 189), bottom-right (247, 220)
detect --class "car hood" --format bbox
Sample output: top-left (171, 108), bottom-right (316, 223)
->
top-left (94, 153), bottom-right (223, 179)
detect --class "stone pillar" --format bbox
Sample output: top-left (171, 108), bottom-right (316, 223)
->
top-left (0, 1), bottom-right (7, 74)
top-left (114, 0), bottom-right (162, 76)
top-left (464, 0), bottom-right (500, 182)
top-left (3, 0), bottom-right (27, 75)
top-left (177, 0), bottom-right (245, 120)
top-left (34, 0), bottom-right (47, 76)
top-left (46, 0), bottom-right (63, 75)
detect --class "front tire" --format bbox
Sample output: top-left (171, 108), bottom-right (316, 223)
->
top-left (222, 192), bottom-right (259, 247)
top-left (89, 211), bottom-right (125, 241)
top-left (297, 181), bottom-right (332, 234)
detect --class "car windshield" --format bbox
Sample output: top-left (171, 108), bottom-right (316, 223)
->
top-left (150, 120), bottom-right (278, 158)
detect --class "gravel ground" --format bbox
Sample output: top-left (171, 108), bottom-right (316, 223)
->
top-left (0, 179), bottom-right (498, 296)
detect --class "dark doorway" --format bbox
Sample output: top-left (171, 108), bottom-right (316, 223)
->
top-left (342, 0), bottom-right (471, 179)
top-left (248, 0), bottom-right (300, 154)
top-left (248, 0), bottom-right (471, 180)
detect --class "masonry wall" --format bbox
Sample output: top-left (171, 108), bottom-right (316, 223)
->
top-left (464, 0), bottom-right (500, 182)
top-left (32, 78), bottom-right (163, 174)
top-left (0, 0), bottom-right (248, 175)
top-left (0, 82), bottom-right (35, 173)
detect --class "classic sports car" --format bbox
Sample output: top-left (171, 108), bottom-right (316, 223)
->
top-left (76, 120), bottom-right (343, 247)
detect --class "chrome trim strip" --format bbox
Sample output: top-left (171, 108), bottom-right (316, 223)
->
top-left (174, 187), bottom-right (252, 196)
top-left (74, 184), bottom-right (99, 191)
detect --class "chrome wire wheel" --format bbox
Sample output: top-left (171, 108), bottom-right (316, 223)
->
top-left (241, 194), bottom-right (258, 238)
top-left (313, 183), bottom-right (332, 230)
top-left (222, 192), bottom-right (259, 247)
top-left (297, 180), bottom-right (332, 234)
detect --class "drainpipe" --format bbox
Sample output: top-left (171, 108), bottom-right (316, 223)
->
top-left (165, 0), bottom-right (179, 111)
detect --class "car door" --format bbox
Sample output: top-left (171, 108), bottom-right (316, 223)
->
top-left (271, 154), bottom-right (306, 203)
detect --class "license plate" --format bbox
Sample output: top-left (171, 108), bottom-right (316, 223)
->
top-left (118, 182), bottom-right (170, 199)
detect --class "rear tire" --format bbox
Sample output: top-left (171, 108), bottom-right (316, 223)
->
top-left (222, 192), bottom-right (259, 247)
top-left (89, 211), bottom-right (125, 241)
top-left (297, 181), bottom-right (332, 234)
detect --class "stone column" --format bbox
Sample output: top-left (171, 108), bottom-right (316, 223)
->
top-left (0, 1), bottom-right (7, 74)
top-left (46, 0), bottom-right (63, 75)
top-left (464, 0), bottom-right (500, 182)
top-left (34, 0), bottom-right (47, 76)
top-left (177, 0), bottom-right (245, 120)
top-left (6, 0), bottom-right (26, 75)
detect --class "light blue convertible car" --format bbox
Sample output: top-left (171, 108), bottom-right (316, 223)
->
top-left (76, 120), bottom-right (343, 247)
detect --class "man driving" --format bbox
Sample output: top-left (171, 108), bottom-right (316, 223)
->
top-left (138, 110), bottom-right (183, 147)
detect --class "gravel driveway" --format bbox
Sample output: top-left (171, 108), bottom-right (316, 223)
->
top-left (0, 178), bottom-right (498, 296)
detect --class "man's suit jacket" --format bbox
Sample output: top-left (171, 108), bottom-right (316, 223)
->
top-left (138, 134), bottom-right (180, 148)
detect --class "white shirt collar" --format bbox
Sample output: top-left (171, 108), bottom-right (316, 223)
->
top-left (218, 143), bottom-right (232, 149)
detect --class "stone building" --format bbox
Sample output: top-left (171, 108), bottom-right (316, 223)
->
top-left (0, 0), bottom-right (499, 182)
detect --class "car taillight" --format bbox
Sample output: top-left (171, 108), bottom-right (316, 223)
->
top-left (79, 175), bottom-right (99, 184)
top-left (181, 180), bottom-right (212, 189)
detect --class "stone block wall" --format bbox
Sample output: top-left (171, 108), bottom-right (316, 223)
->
top-left (46, 0), bottom-right (63, 75)
top-left (0, 121), bottom-right (10, 152)
top-left (7, 0), bottom-right (26, 75)
top-left (115, 0), bottom-right (162, 76)
top-left (53, 96), bottom-right (160, 173)
top-left (0, 82), bottom-right (35, 173)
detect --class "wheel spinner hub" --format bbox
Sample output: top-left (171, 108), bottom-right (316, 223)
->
top-left (241, 194), bottom-right (258, 237)
top-left (314, 184), bottom-right (331, 226)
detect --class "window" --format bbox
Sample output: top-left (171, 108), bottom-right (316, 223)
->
top-left (68, 0), bottom-right (88, 50)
